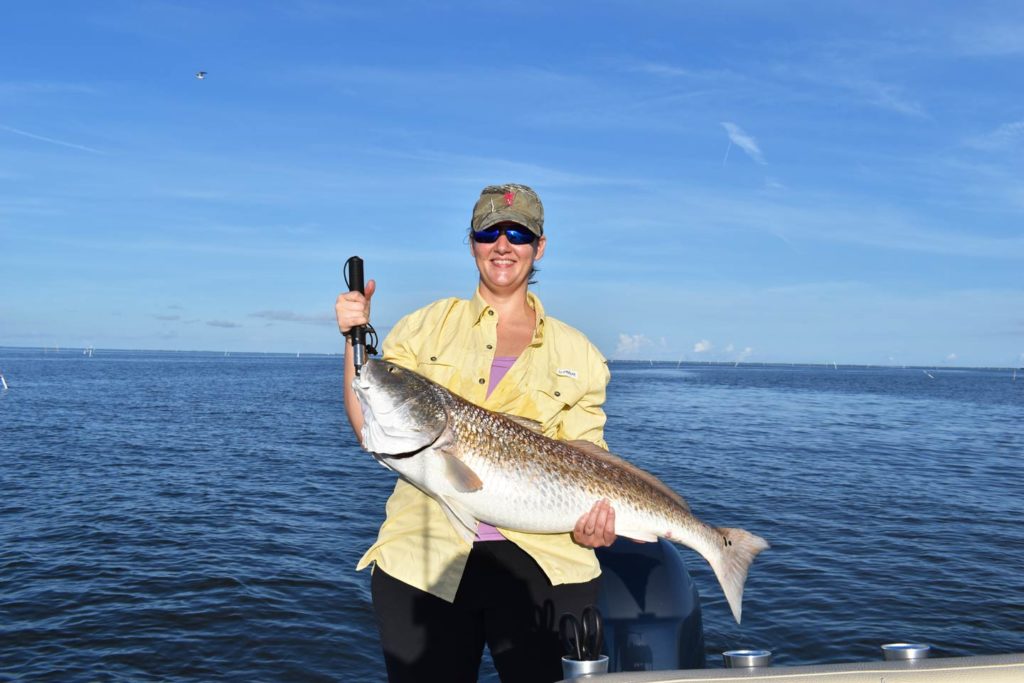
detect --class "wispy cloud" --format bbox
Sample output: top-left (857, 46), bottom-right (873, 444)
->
top-left (154, 315), bottom-right (180, 321)
top-left (967, 120), bottom-right (1024, 151)
top-left (0, 123), bottom-right (104, 154)
top-left (629, 61), bottom-right (739, 82)
top-left (693, 339), bottom-right (713, 353)
top-left (0, 81), bottom-right (98, 96)
top-left (952, 22), bottom-right (1024, 56)
top-left (837, 78), bottom-right (925, 117)
top-left (250, 310), bottom-right (335, 326)
top-left (641, 183), bottom-right (1024, 260)
top-left (207, 320), bottom-right (242, 328)
top-left (721, 122), bottom-right (766, 165)
top-left (766, 60), bottom-right (926, 118)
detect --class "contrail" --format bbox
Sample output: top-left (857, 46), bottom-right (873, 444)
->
top-left (720, 121), bottom-right (765, 165)
top-left (0, 123), bottom-right (104, 154)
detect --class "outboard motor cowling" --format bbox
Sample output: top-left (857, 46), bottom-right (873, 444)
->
top-left (596, 537), bottom-right (705, 672)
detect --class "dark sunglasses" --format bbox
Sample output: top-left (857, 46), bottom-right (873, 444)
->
top-left (471, 225), bottom-right (537, 245)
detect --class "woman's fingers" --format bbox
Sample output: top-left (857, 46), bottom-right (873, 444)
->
top-left (335, 280), bottom-right (376, 334)
top-left (573, 499), bottom-right (616, 548)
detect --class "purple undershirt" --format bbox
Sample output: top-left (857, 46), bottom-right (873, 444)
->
top-left (475, 356), bottom-right (517, 542)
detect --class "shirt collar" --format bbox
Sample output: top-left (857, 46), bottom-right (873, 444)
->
top-left (469, 288), bottom-right (491, 324)
top-left (469, 288), bottom-right (547, 343)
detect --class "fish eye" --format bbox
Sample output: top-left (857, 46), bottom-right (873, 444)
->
top-left (387, 366), bottom-right (396, 374)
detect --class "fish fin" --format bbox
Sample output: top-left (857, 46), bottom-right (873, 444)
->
top-left (500, 413), bottom-right (544, 433)
top-left (372, 454), bottom-right (397, 472)
top-left (567, 440), bottom-right (691, 512)
top-left (707, 527), bottom-right (770, 624)
top-left (616, 529), bottom-right (659, 543)
top-left (438, 495), bottom-right (479, 545)
top-left (439, 450), bottom-right (484, 493)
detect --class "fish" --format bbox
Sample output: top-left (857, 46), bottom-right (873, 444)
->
top-left (353, 358), bottom-right (769, 623)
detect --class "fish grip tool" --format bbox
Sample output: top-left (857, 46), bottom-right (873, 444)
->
top-left (344, 256), bottom-right (378, 377)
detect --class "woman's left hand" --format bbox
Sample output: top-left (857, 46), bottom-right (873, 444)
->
top-left (572, 499), bottom-right (616, 548)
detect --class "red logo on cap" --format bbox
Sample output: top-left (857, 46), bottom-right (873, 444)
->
top-left (503, 191), bottom-right (515, 207)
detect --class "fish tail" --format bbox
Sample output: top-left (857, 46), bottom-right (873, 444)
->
top-left (707, 527), bottom-right (769, 624)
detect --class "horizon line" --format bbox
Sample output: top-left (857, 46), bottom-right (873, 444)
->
top-left (0, 345), bottom-right (1020, 372)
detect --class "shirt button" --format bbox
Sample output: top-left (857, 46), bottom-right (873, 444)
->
top-left (478, 378), bottom-right (486, 384)
top-left (554, 391), bottom-right (561, 397)
top-left (486, 344), bottom-right (493, 350)
top-left (430, 356), bottom-right (437, 361)
top-left (488, 310), bottom-right (494, 316)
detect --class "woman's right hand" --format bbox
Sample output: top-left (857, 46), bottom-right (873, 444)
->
top-left (335, 279), bottom-right (376, 335)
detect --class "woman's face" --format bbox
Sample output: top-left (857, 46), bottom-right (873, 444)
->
top-left (470, 222), bottom-right (546, 294)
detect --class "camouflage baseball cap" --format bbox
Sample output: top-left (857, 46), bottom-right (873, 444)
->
top-left (471, 183), bottom-right (544, 236)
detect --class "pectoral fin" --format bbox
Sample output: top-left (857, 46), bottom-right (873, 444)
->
top-left (440, 450), bottom-right (483, 493)
top-left (438, 495), bottom-right (480, 545)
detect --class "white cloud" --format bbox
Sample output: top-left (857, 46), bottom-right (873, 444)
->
top-left (616, 333), bottom-right (652, 355)
top-left (721, 343), bottom-right (753, 362)
top-left (945, 353), bottom-right (958, 363)
top-left (693, 339), bottom-right (713, 353)
top-left (721, 122), bottom-right (766, 165)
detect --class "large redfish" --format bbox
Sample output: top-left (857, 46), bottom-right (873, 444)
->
top-left (353, 359), bottom-right (769, 623)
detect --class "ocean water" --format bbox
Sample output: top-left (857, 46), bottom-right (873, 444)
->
top-left (1, 348), bottom-right (1022, 682)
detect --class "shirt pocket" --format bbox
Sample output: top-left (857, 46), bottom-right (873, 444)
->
top-left (414, 348), bottom-right (460, 388)
top-left (532, 377), bottom-right (585, 435)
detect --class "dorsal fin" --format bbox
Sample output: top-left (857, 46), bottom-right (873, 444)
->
top-left (500, 413), bottom-right (544, 434)
top-left (567, 440), bottom-right (691, 511)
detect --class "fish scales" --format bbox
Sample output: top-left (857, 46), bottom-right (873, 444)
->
top-left (354, 359), bottom-right (769, 623)
top-left (446, 396), bottom-right (691, 534)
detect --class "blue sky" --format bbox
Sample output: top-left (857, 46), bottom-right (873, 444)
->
top-left (2, 1), bottom-right (1022, 367)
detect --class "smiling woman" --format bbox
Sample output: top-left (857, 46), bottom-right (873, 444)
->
top-left (334, 183), bottom-right (617, 683)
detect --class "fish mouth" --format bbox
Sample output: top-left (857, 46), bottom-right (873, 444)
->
top-left (352, 379), bottom-right (419, 418)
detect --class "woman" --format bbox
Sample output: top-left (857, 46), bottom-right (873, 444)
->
top-left (336, 184), bottom-right (616, 682)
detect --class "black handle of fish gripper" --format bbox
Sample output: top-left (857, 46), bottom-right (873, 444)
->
top-left (345, 256), bottom-right (367, 376)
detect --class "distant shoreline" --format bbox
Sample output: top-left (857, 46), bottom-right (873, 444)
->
top-left (1, 345), bottom-right (1020, 372)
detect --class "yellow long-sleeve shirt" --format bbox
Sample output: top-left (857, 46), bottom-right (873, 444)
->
top-left (356, 289), bottom-right (611, 602)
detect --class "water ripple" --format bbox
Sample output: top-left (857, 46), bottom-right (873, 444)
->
top-left (1, 352), bottom-right (1021, 680)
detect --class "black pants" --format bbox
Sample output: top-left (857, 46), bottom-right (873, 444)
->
top-left (371, 541), bottom-right (600, 683)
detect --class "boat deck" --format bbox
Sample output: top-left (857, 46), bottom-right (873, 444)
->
top-left (562, 652), bottom-right (1024, 682)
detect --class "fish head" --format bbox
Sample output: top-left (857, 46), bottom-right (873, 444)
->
top-left (354, 359), bottom-right (448, 455)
